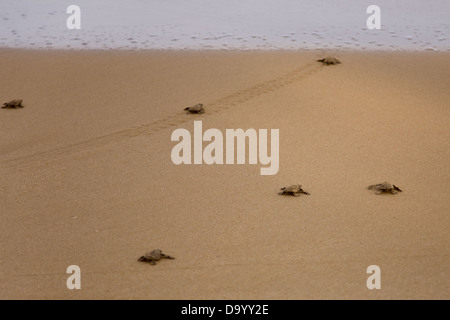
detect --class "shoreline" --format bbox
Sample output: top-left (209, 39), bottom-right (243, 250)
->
top-left (0, 46), bottom-right (447, 52)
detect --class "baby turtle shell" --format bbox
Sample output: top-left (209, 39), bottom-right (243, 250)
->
top-left (317, 57), bottom-right (341, 65)
top-left (138, 249), bottom-right (175, 265)
top-left (184, 103), bottom-right (205, 114)
top-left (2, 99), bottom-right (24, 109)
top-left (368, 182), bottom-right (402, 195)
top-left (278, 185), bottom-right (310, 197)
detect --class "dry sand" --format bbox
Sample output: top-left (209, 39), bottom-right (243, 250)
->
top-left (0, 49), bottom-right (449, 300)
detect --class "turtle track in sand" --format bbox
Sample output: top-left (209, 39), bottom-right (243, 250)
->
top-left (2, 61), bottom-right (325, 170)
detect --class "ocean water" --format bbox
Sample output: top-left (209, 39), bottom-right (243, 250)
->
top-left (0, 0), bottom-right (449, 51)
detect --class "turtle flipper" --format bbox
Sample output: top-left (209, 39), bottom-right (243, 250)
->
top-left (393, 185), bottom-right (402, 192)
top-left (161, 254), bottom-right (175, 260)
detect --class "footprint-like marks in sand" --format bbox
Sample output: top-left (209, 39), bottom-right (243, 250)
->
top-left (3, 61), bottom-right (325, 169)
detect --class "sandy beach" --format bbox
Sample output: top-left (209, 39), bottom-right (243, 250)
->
top-left (0, 49), bottom-right (449, 299)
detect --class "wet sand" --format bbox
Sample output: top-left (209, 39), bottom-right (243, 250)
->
top-left (0, 49), bottom-right (449, 299)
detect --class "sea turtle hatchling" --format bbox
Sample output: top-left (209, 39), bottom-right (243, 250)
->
top-left (368, 182), bottom-right (402, 195)
top-left (138, 249), bottom-right (175, 265)
top-left (184, 103), bottom-right (205, 114)
top-left (317, 57), bottom-right (341, 65)
top-left (2, 99), bottom-right (24, 109)
top-left (278, 185), bottom-right (310, 197)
